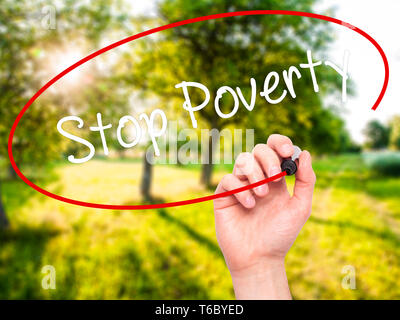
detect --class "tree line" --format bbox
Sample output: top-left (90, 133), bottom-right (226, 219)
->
top-left (363, 116), bottom-right (400, 150)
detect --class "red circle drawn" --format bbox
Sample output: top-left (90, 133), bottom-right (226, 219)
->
top-left (7, 10), bottom-right (389, 210)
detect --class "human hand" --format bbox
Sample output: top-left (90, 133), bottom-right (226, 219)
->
top-left (214, 134), bottom-right (316, 299)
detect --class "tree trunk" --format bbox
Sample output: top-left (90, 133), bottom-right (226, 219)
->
top-left (200, 134), bottom-right (215, 189)
top-left (140, 149), bottom-right (153, 202)
top-left (200, 162), bottom-right (213, 189)
top-left (8, 163), bottom-right (17, 180)
top-left (0, 182), bottom-right (9, 229)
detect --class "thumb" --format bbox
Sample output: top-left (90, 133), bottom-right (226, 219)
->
top-left (290, 150), bottom-right (316, 215)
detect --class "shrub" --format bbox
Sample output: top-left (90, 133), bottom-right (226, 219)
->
top-left (363, 151), bottom-right (400, 176)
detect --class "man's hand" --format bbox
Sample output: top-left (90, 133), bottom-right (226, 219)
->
top-left (214, 134), bottom-right (316, 299)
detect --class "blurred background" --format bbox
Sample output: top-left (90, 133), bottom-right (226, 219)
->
top-left (1, 0), bottom-right (400, 299)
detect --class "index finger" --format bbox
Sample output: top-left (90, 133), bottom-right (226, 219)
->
top-left (266, 134), bottom-right (294, 159)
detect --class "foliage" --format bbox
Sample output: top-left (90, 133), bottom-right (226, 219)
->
top-left (0, 0), bottom-right (41, 161)
top-left (120, 0), bottom-right (351, 185)
top-left (363, 120), bottom-right (390, 150)
top-left (0, 0), bottom-right (131, 166)
top-left (389, 115), bottom-right (400, 150)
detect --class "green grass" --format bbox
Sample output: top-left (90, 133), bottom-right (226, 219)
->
top-left (1, 154), bottom-right (400, 299)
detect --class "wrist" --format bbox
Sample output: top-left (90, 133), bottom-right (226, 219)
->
top-left (230, 257), bottom-right (285, 279)
top-left (230, 257), bottom-right (291, 300)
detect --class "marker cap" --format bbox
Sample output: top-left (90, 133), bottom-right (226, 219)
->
top-left (281, 145), bottom-right (302, 176)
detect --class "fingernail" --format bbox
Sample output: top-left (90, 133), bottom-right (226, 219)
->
top-left (268, 165), bottom-right (281, 177)
top-left (245, 196), bottom-right (256, 208)
top-left (281, 144), bottom-right (293, 156)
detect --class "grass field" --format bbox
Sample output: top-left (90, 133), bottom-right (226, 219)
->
top-left (1, 154), bottom-right (400, 299)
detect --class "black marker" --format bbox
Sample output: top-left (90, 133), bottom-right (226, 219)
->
top-left (281, 146), bottom-right (301, 176)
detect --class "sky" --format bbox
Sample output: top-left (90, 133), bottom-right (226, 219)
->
top-left (319, 0), bottom-right (400, 142)
top-left (131, 0), bottom-right (400, 143)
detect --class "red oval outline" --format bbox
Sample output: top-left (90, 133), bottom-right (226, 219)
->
top-left (8, 10), bottom-right (389, 210)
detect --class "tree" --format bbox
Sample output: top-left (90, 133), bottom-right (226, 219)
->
top-left (363, 120), bottom-right (390, 150)
top-left (0, 0), bottom-right (130, 228)
top-left (140, 147), bottom-right (154, 202)
top-left (0, 0), bottom-right (39, 228)
top-left (0, 182), bottom-right (8, 228)
top-left (125, 0), bottom-right (345, 188)
top-left (389, 115), bottom-right (400, 150)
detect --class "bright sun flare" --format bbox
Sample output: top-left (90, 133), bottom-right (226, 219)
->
top-left (41, 44), bottom-right (93, 92)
